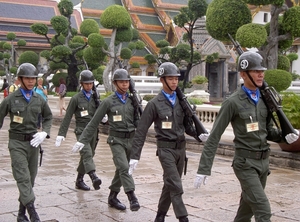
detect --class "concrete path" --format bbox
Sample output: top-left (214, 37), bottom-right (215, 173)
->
top-left (1, 115), bottom-right (300, 222)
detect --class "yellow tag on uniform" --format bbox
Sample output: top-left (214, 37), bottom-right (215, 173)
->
top-left (113, 115), bottom-right (122, 122)
top-left (246, 122), bottom-right (259, 132)
top-left (162, 121), bottom-right (172, 129)
top-left (13, 115), bottom-right (23, 124)
top-left (80, 110), bottom-right (88, 117)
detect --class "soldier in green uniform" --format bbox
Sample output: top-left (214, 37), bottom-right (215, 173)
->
top-left (0, 63), bottom-right (52, 222)
top-left (72, 69), bottom-right (140, 211)
top-left (129, 62), bottom-right (208, 222)
top-left (194, 51), bottom-right (299, 222)
top-left (55, 70), bottom-right (103, 191)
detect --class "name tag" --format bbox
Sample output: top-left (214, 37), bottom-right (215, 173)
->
top-left (162, 121), bottom-right (172, 129)
top-left (246, 122), bottom-right (259, 132)
top-left (113, 115), bottom-right (122, 122)
top-left (80, 110), bottom-right (88, 117)
top-left (13, 115), bottom-right (23, 124)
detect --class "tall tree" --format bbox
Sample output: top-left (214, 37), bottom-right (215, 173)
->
top-left (206, 0), bottom-right (300, 69)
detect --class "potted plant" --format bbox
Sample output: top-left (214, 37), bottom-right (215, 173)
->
top-left (278, 92), bottom-right (300, 152)
top-left (191, 75), bottom-right (208, 90)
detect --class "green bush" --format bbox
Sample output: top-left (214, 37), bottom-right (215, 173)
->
top-left (191, 75), bottom-right (208, 84)
top-left (187, 97), bottom-right (203, 105)
top-left (281, 92), bottom-right (300, 129)
top-left (264, 69), bottom-right (292, 92)
top-left (143, 94), bottom-right (155, 101)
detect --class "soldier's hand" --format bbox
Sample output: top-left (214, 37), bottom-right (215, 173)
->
top-left (285, 129), bottom-right (299, 144)
top-left (55, 136), bottom-right (65, 147)
top-left (128, 159), bottom-right (139, 175)
top-left (30, 132), bottom-right (47, 148)
top-left (72, 142), bottom-right (84, 153)
top-left (194, 174), bottom-right (208, 189)
top-left (101, 114), bottom-right (108, 124)
top-left (198, 132), bottom-right (210, 142)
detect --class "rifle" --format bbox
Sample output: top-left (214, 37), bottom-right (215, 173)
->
top-left (176, 87), bottom-right (208, 140)
top-left (228, 33), bottom-right (297, 142)
top-left (92, 83), bottom-right (100, 108)
top-left (39, 146), bottom-right (43, 167)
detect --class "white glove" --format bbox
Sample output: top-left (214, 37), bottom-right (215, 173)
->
top-left (55, 136), bottom-right (65, 147)
top-left (72, 142), bottom-right (84, 153)
top-left (101, 114), bottom-right (108, 123)
top-left (198, 133), bottom-right (210, 142)
top-left (30, 131), bottom-right (47, 148)
top-left (285, 129), bottom-right (299, 144)
top-left (128, 159), bottom-right (139, 175)
top-left (194, 174), bottom-right (208, 189)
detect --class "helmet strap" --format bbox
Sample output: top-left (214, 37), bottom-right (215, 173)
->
top-left (162, 77), bottom-right (174, 92)
top-left (114, 81), bottom-right (127, 94)
top-left (245, 71), bottom-right (258, 88)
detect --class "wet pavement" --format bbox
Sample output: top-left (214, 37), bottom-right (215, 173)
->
top-left (1, 115), bottom-right (300, 222)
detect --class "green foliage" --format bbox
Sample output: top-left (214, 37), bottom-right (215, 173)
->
top-left (51, 16), bottom-right (69, 35)
top-left (156, 40), bottom-right (170, 48)
top-left (92, 65), bottom-right (105, 85)
top-left (206, 0), bottom-right (252, 41)
top-left (10, 66), bottom-right (17, 74)
top-left (242, 0), bottom-right (284, 5)
top-left (131, 62), bottom-right (140, 68)
top-left (6, 32), bottom-right (16, 41)
top-left (49, 61), bottom-right (68, 70)
top-left (0, 52), bottom-right (3, 60)
top-left (57, 0), bottom-right (73, 17)
top-left (170, 43), bottom-right (190, 61)
top-left (52, 72), bottom-right (68, 87)
top-left (281, 92), bottom-right (300, 128)
top-left (40, 50), bottom-right (51, 59)
top-left (143, 94), bottom-right (156, 101)
top-left (100, 91), bottom-right (113, 100)
top-left (80, 19), bottom-right (100, 37)
top-left (87, 33), bottom-right (105, 48)
top-left (287, 53), bottom-right (298, 62)
top-left (132, 29), bottom-right (139, 40)
top-left (135, 40), bottom-right (145, 50)
top-left (18, 51), bottom-right (39, 66)
top-left (236, 23), bottom-right (267, 48)
top-left (100, 5), bottom-right (131, 29)
top-left (264, 69), bottom-right (292, 92)
top-left (3, 42), bottom-right (11, 50)
top-left (116, 28), bottom-right (133, 42)
top-left (187, 97), bottom-right (203, 105)
top-left (3, 52), bottom-right (10, 59)
top-left (51, 45), bottom-right (72, 58)
top-left (17, 39), bottom-right (26, 46)
top-left (282, 6), bottom-right (300, 37)
top-left (120, 47), bottom-right (132, 59)
top-left (0, 70), bottom-right (5, 76)
top-left (191, 75), bottom-right (208, 84)
top-left (291, 71), bottom-right (300, 81)
top-left (205, 53), bottom-right (219, 64)
top-left (31, 23), bottom-right (49, 35)
top-left (71, 36), bottom-right (85, 44)
top-left (178, 80), bottom-right (192, 89)
top-left (277, 55), bottom-right (290, 71)
top-left (128, 42), bottom-right (136, 50)
top-left (144, 54), bottom-right (157, 65)
top-left (50, 34), bottom-right (65, 47)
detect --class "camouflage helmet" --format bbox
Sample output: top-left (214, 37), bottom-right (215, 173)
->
top-left (112, 69), bottom-right (130, 81)
top-left (80, 70), bottom-right (95, 83)
top-left (157, 62), bottom-right (181, 78)
top-left (238, 51), bottom-right (267, 72)
top-left (17, 63), bottom-right (38, 77)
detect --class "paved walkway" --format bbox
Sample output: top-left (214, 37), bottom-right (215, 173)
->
top-left (1, 114), bottom-right (300, 222)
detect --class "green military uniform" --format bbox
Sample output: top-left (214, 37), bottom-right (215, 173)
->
top-left (131, 91), bottom-right (198, 219)
top-left (197, 87), bottom-right (282, 222)
top-left (79, 92), bottom-right (139, 193)
top-left (58, 91), bottom-right (98, 175)
top-left (0, 89), bottom-right (52, 206)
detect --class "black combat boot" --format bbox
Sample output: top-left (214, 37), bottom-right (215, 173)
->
top-left (88, 170), bottom-right (102, 190)
top-left (75, 173), bottom-right (90, 191)
top-left (178, 216), bottom-right (189, 222)
top-left (25, 201), bottom-right (40, 222)
top-left (17, 202), bottom-right (29, 222)
top-left (126, 190), bottom-right (140, 211)
top-left (154, 211), bottom-right (167, 222)
top-left (108, 190), bottom-right (126, 210)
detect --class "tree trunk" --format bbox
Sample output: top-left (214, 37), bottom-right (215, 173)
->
top-left (66, 61), bottom-right (79, 92)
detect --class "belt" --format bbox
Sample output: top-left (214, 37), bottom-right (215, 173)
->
top-left (235, 149), bottom-right (270, 160)
top-left (109, 130), bottom-right (135, 138)
top-left (9, 132), bottom-right (35, 141)
top-left (157, 140), bottom-right (185, 149)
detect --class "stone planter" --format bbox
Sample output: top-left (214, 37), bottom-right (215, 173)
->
top-left (278, 131), bottom-right (300, 152)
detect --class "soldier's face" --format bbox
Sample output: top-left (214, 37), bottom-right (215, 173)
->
top-left (241, 70), bottom-right (264, 90)
top-left (161, 76), bottom-right (178, 93)
top-left (114, 80), bottom-right (129, 93)
top-left (21, 77), bottom-right (36, 90)
top-left (82, 82), bottom-right (93, 91)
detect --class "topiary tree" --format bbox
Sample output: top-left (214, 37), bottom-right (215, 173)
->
top-left (264, 69), bottom-right (292, 92)
top-left (30, 0), bottom-right (106, 91)
top-left (18, 51), bottom-right (39, 67)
